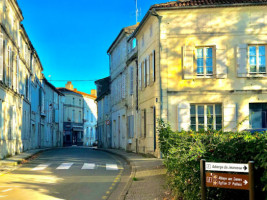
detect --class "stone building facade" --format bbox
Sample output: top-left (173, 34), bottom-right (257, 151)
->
top-left (0, 0), bottom-right (64, 159)
top-left (100, 0), bottom-right (267, 158)
top-left (58, 82), bottom-right (97, 146)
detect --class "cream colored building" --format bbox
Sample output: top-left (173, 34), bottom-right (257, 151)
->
top-left (130, 0), bottom-right (267, 157)
top-left (107, 24), bottom-right (138, 149)
top-left (0, 0), bottom-right (64, 159)
top-left (58, 82), bottom-right (97, 146)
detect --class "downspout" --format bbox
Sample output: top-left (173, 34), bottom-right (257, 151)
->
top-left (149, 9), bottom-right (163, 120)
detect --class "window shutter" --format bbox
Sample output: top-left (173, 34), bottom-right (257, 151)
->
top-left (183, 46), bottom-right (194, 79)
top-left (143, 60), bottom-right (146, 87)
top-left (152, 50), bottom-right (155, 82)
top-left (223, 103), bottom-right (237, 131)
top-left (0, 34), bottom-right (3, 82)
top-left (122, 74), bottom-right (126, 99)
top-left (216, 45), bottom-right (228, 78)
top-left (178, 102), bottom-right (190, 131)
top-left (147, 56), bottom-right (150, 84)
top-left (138, 63), bottom-right (141, 90)
top-left (16, 55), bottom-right (19, 92)
top-left (130, 67), bottom-right (134, 95)
top-left (237, 44), bottom-right (248, 77)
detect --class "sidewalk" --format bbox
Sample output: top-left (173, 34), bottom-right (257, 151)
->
top-left (0, 148), bottom-right (49, 176)
top-left (100, 149), bottom-right (168, 200)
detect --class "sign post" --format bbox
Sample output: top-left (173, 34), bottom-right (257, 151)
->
top-left (201, 160), bottom-right (254, 200)
top-left (200, 159), bottom-right (206, 200)
top-left (249, 161), bottom-right (255, 200)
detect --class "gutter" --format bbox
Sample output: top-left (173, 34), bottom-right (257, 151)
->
top-left (149, 9), bottom-right (163, 120)
top-left (131, 2), bottom-right (267, 38)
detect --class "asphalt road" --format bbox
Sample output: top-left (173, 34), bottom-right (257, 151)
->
top-left (0, 147), bottom-right (129, 200)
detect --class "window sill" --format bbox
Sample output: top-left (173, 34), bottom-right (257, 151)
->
top-left (195, 75), bottom-right (214, 79)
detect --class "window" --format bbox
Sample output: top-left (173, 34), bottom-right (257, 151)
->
top-left (196, 47), bottom-right (213, 76)
top-left (249, 45), bottom-right (266, 73)
top-left (142, 35), bottom-right (144, 47)
top-left (130, 67), bottom-right (134, 95)
top-left (79, 111), bottom-right (81, 123)
top-left (144, 109), bottom-right (146, 138)
top-left (73, 98), bottom-right (75, 105)
top-left (150, 25), bottom-right (153, 37)
top-left (72, 110), bottom-right (75, 122)
top-left (249, 103), bottom-right (267, 128)
top-left (79, 99), bottom-right (81, 106)
top-left (132, 38), bottom-right (136, 49)
top-left (91, 113), bottom-right (93, 122)
top-left (190, 104), bottom-right (222, 131)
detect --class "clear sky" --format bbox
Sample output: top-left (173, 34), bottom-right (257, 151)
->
top-left (17, 0), bottom-right (168, 94)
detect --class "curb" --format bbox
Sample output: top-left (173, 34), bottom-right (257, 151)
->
top-left (99, 149), bottom-right (136, 200)
top-left (0, 148), bottom-right (52, 172)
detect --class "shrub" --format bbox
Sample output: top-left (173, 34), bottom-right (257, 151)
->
top-left (158, 120), bottom-right (267, 200)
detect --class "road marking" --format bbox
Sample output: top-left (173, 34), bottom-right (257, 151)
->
top-left (32, 164), bottom-right (51, 171)
top-left (56, 163), bottom-right (73, 170)
top-left (106, 164), bottom-right (118, 170)
top-left (0, 195), bottom-right (8, 198)
top-left (1, 188), bottom-right (12, 193)
top-left (82, 163), bottom-right (95, 170)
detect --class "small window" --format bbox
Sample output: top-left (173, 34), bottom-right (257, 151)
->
top-left (150, 25), bottom-right (153, 37)
top-left (132, 38), bottom-right (136, 49)
top-left (190, 104), bottom-right (222, 131)
top-left (196, 47), bottom-right (214, 76)
top-left (249, 45), bottom-right (266, 74)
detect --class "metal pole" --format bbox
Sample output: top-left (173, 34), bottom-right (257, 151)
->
top-left (249, 161), bottom-right (255, 200)
top-left (200, 159), bottom-right (206, 200)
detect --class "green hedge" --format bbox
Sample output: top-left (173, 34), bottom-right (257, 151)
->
top-left (158, 120), bottom-right (267, 200)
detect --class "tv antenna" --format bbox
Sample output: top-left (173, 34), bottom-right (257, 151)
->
top-left (135, 0), bottom-right (141, 23)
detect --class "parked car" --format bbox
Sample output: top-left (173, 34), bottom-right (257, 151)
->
top-left (243, 128), bottom-right (267, 134)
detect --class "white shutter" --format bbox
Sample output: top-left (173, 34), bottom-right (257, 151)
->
top-left (130, 67), bottom-right (134, 95)
top-left (0, 101), bottom-right (3, 139)
top-left (143, 60), bottom-right (146, 87)
top-left (147, 56), bottom-right (150, 84)
top-left (216, 45), bottom-right (228, 78)
top-left (0, 34), bottom-right (3, 81)
top-left (16, 55), bottom-right (19, 92)
top-left (183, 46), bottom-right (194, 79)
top-left (178, 102), bottom-right (190, 131)
top-left (138, 63), bottom-right (141, 89)
top-left (152, 50), bottom-right (155, 82)
top-left (122, 74), bottom-right (126, 99)
top-left (237, 44), bottom-right (248, 77)
top-left (223, 103), bottom-right (237, 132)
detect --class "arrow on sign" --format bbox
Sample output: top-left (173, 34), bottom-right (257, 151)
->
top-left (243, 180), bottom-right (248, 185)
top-left (243, 166), bottom-right (247, 171)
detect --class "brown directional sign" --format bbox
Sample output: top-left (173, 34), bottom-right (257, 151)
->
top-left (206, 172), bottom-right (249, 190)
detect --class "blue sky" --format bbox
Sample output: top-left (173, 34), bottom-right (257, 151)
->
top-left (17, 0), bottom-right (168, 94)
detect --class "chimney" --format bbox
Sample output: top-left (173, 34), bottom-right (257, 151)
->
top-left (91, 89), bottom-right (96, 96)
top-left (65, 81), bottom-right (74, 90)
top-left (74, 88), bottom-right (77, 92)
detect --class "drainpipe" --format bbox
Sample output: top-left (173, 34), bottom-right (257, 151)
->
top-left (149, 9), bottom-right (163, 120)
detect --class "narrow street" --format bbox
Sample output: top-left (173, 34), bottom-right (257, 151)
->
top-left (0, 148), bottom-right (130, 200)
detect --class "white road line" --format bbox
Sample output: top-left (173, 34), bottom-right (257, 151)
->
top-left (31, 164), bottom-right (51, 171)
top-left (56, 163), bottom-right (73, 170)
top-left (106, 164), bottom-right (118, 170)
top-left (1, 188), bottom-right (12, 193)
top-left (0, 195), bottom-right (8, 198)
top-left (82, 163), bottom-right (96, 170)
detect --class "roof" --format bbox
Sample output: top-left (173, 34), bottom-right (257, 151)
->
top-left (107, 24), bottom-right (139, 54)
top-left (74, 90), bottom-right (96, 100)
top-left (95, 76), bottom-right (110, 102)
top-left (132, 0), bottom-right (267, 38)
top-left (57, 88), bottom-right (84, 97)
top-left (151, 0), bottom-right (267, 8)
top-left (43, 78), bottom-right (64, 96)
top-left (57, 87), bottom-right (96, 99)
